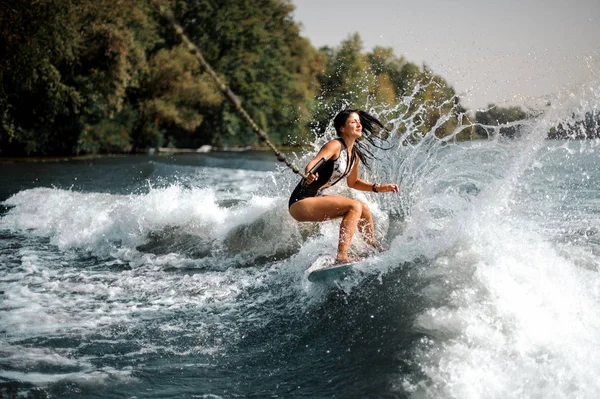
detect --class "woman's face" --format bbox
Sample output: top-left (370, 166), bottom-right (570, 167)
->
top-left (340, 112), bottom-right (362, 138)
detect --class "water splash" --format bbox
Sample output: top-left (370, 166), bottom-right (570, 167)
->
top-left (386, 81), bottom-right (600, 398)
top-left (2, 79), bottom-right (600, 398)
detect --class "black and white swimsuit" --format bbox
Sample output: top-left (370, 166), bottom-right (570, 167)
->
top-left (288, 138), bottom-right (357, 208)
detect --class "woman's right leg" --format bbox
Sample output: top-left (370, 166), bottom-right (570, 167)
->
top-left (289, 196), bottom-right (363, 263)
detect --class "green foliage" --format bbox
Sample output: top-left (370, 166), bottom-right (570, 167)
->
top-left (0, 0), bottom-right (325, 155)
top-left (1, 0), bottom-right (534, 157)
top-left (169, 0), bottom-right (324, 147)
top-left (314, 33), bottom-right (374, 132)
top-left (77, 105), bottom-right (137, 154)
top-left (475, 104), bottom-right (528, 138)
top-left (73, 0), bottom-right (162, 151)
top-left (547, 111), bottom-right (600, 139)
top-left (135, 46), bottom-right (223, 149)
top-left (0, 0), bottom-right (162, 155)
top-left (368, 47), bottom-right (404, 107)
top-left (314, 33), bottom-right (462, 143)
top-left (0, 0), bottom-right (82, 155)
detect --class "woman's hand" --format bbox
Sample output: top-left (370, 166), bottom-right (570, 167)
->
top-left (305, 172), bottom-right (319, 185)
top-left (375, 183), bottom-right (399, 193)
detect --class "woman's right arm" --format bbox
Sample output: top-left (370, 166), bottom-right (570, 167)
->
top-left (304, 140), bottom-right (341, 183)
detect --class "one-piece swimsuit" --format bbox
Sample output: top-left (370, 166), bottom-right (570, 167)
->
top-left (288, 138), bottom-right (357, 208)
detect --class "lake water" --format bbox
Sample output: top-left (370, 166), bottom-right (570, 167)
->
top-left (2, 88), bottom-right (600, 398)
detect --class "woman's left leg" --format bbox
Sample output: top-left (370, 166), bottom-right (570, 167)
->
top-left (357, 201), bottom-right (376, 248)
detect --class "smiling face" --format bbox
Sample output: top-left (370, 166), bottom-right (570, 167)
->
top-left (340, 112), bottom-right (362, 139)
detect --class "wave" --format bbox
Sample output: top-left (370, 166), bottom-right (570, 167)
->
top-left (2, 81), bottom-right (600, 398)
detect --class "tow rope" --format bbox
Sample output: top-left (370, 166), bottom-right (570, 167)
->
top-left (151, 1), bottom-right (307, 179)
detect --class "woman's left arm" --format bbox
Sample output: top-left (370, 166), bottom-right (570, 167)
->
top-left (346, 158), bottom-right (399, 193)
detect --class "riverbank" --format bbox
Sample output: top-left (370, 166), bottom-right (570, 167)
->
top-left (0, 145), bottom-right (306, 163)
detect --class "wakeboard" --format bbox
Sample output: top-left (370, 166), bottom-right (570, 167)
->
top-left (306, 256), bottom-right (361, 283)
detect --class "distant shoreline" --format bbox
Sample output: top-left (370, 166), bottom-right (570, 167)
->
top-left (0, 145), bottom-right (304, 163)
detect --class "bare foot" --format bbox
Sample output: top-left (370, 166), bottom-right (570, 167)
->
top-left (334, 257), bottom-right (362, 265)
top-left (374, 245), bottom-right (388, 253)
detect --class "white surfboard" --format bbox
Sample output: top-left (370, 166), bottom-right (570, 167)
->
top-left (306, 255), bottom-right (361, 282)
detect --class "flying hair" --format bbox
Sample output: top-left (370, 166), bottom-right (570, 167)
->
top-left (333, 108), bottom-right (391, 170)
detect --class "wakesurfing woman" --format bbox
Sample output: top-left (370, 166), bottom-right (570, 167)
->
top-left (288, 108), bottom-right (398, 264)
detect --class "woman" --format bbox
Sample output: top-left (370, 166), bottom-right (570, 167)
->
top-left (289, 108), bottom-right (398, 264)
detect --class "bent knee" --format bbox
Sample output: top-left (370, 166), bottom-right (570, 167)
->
top-left (358, 200), bottom-right (371, 215)
top-left (347, 199), bottom-right (362, 215)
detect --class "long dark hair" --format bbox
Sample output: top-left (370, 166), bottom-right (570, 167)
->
top-left (333, 108), bottom-right (389, 170)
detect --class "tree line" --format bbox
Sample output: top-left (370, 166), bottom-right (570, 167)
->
top-left (1, 0), bottom-right (542, 157)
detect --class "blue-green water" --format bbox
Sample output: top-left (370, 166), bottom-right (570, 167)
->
top-left (2, 90), bottom-right (600, 398)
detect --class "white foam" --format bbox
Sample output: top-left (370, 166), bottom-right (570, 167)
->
top-left (3, 84), bottom-right (600, 396)
top-left (0, 368), bottom-right (136, 386)
top-left (410, 217), bottom-right (600, 398)
top-left (398, 90), bottom-right (600, 397)
top-left (0, 183), bottom-right (292, 260)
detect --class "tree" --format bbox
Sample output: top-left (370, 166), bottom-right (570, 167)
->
top-left (135, 47), bottom-right (223, 149)
top-left (475, 105), bottom-right (528, 138)
top-left (169, 0), bottom-right (324, 147)
top-left (0, 0), bottom-right (163, 155)
top-left (548, 110), bottom-right (600, 139)
top-left (74, 0), bottom-right (162, 153)
top-left (314, 33), bottom-right (462, 143)
top-left (314, 33), bottom-right (375, 134)
top-left (0, 0), bottom-right (82, 155)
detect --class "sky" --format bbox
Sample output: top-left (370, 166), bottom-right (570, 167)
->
top-left (290, 0), bottom-right (600, 109)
